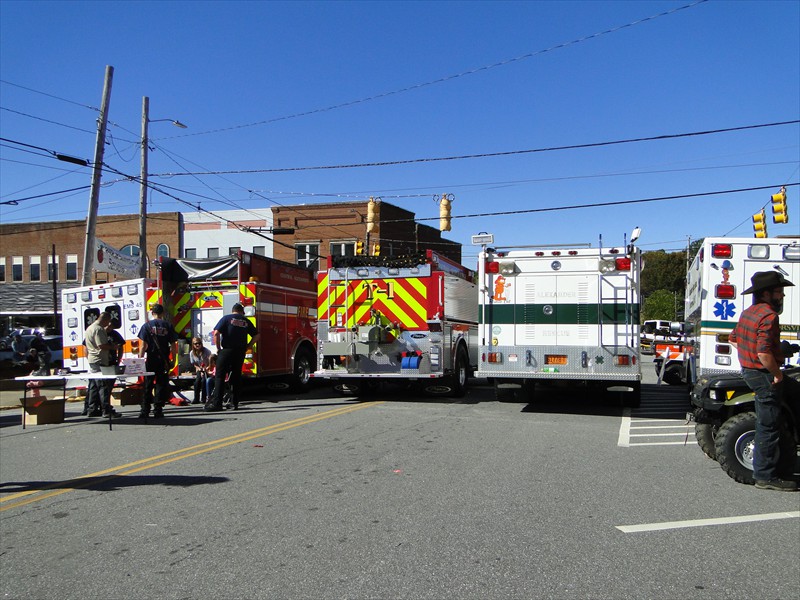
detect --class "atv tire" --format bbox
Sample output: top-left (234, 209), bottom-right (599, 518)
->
top-left (714, 411), bottom-right (795, 484)
top-left (695, 422), bottom-right (717, 461)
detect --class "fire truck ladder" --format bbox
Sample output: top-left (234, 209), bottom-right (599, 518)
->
top-left (328, 269), bottom-right (353, 337)
top-left (598, 257), bottom-right (635, 352)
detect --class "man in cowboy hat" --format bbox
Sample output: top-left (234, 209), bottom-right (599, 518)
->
top-left (729, 271), bottom-right (796, 492)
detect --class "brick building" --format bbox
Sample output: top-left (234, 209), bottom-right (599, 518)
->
top-left (0, 212), bottom-right (181, 333)
top-left (271, 200), bottom-right (461, 269)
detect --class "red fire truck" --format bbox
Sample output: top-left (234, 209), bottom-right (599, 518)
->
top-left (314, 250), bottom-right (478, 396)
top-left (159, 251), bottom-right (317, 390)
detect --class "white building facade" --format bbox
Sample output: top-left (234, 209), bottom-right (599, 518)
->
top-left (182, 209), bottom-right (274, 259)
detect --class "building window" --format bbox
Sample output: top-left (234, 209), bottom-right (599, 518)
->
top-left (29, 256), bottom-right (41, 282)
top-left (157, 244), bottom-right (170, 258)
top-left (12, 256), bottom-right (23, 282)
top-left (120, 245), bottom-right (141, 257)
top-left (47, 255), bottom-right (59, 281)
top-left (252, 246), bottom-right (265, 256)
top-left (295, 244), bottom-right (319, 270)
top-left (229, 247), bottom-right (240, 256)
top-left (66, 254), bottom-right (78, 281)
top-left (185, 248), bottom-right (197, 259)
top-left (0, 257), bottom-right (5, 282)
top-left (208, 248), bottom-right (219, 258)
top-left (330, 241), bottom-right (355, 258)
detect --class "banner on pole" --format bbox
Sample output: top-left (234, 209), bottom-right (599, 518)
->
top-left (95, 239), bottom-right (141, 278)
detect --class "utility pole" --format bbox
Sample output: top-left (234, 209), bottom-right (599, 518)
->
top-left (81, 65), bottom-right (114, 285)
top-left (139, 96), bottom-right (149, 277)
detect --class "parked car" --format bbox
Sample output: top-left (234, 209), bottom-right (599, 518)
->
top-left (7, 334), bottom-right (63, 367)
top-left (0, 328), bottom-right (46, 350)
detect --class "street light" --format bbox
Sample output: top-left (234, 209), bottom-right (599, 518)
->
top-left (139, 96), bottom-right (187, 277)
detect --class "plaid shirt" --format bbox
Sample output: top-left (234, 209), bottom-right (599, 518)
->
top-left (729, 301), bottom-right (782, 370)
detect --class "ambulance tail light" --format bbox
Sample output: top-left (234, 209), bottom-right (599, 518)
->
top-left (715, 345), bottom-right (731, 355)
top-left (614, 355), bottom-right (633, 366)
top-left (614, 257), bottom-right (632, 271)
top-left (715, 284), bottom-right (735, 299)
top-left (711, 243), bottom-right (732, 258)
top-left (486, 262), bottom-right (500, 274)
top-left (240, 297), bottom-right (254, 306)
top-left (487, 352), bottom-right (503, 363)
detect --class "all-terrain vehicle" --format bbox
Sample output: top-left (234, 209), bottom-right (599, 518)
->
top-left (689, 343), bottom-right (800, 484)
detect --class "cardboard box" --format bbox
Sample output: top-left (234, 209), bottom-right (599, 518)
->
top-left (111, 387), bottom-right (142, 406)
top-left (22, 397), bottom-right (66, 425)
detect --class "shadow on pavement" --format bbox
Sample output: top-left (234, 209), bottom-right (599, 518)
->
top-left (0, 474), bottom-right (230, 494)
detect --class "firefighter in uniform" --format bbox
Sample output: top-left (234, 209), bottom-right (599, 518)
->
top-left (206, 302), bottom-right (259, 411)
top-left (137, 303), bottom-right (178, 419)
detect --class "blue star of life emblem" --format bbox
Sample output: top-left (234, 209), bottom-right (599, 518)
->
top-left (713, 299), bottom-right (736, 320)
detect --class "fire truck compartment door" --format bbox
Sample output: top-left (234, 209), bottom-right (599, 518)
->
top-left (517, 273), bottom-right (593, 346)
top-left (260, 289), bottom-right (288, 374)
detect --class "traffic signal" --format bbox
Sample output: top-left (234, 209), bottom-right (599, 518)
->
top-left (372, 244), bottom-right (380, 256)
top-left (752, 209), bottom-right (768, 238)
top-left (355, 240), bottom-right (364, 255)
top-left (366, 197), bottom-right (379, 233)
top-left (439, 194), bottom-right (452, 232)
top-left (771, 187), bottom-right (788, 224)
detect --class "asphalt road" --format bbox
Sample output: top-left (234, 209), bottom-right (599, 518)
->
top-left (1, 359), bottom-right (798, 600)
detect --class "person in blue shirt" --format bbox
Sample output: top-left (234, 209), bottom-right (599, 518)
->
top-left (137, 303), bottom-right (178, 419)
top-left (205, 303), bottom-right (259, 411)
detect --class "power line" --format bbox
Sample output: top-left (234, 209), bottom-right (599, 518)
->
top-left (0, 79), bottom-right (100, 111)
top-left (150, 120), bottom-right (800, 177)
top-left (0, 106), bottom-right (97, 136)
top-left (156, 0), bottom-right (709, 140)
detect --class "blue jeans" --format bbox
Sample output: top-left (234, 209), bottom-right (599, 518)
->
top-left (741, 368), bottom-right (783, 481)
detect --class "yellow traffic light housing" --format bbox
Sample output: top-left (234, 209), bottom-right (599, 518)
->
top-left (372, 244), bottom-right (381, 256)
top-left (355, 240), bottom-right (364, 255)
top-left (439, 193), bottom-right (452, 232)
top-left (752, 209), bottom-right (768, 238)
top-left (366, 197), bottom-right (380, 233)
top-left (771, 187), bottom-right (788, 224)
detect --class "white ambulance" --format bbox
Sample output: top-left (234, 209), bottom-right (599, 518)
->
top-left (683, 236), bottom-right (800, 384)
top-left (475, 230), bottom-right (642, 406)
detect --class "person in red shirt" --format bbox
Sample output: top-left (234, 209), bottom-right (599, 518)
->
top-left (729, 271), bottom-right (796, 492)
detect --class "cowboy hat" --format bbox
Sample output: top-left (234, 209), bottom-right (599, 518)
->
top-left (742, 271), bottom-right (795, 294)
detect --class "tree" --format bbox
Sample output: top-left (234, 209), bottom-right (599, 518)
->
top-left (642, 289), bottom-right (678, 322)
top-left (641, 250), bottom-right (687, 297)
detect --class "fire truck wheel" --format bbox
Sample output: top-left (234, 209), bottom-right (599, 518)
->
top-left (695, 423), bottom-right (717, 460)
top-left (451, 347), bottom-right (469, 398)
top-left (292, 349), bottom-right (314, 392)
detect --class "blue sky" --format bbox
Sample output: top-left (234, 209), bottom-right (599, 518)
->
top-left (1, 0), bottom-right (798, 264)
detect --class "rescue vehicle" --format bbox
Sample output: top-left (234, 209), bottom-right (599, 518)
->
top-left (61, 278), bottom-right (156, 372)
top-left (681, 236), bottom-right (800, 384)
top-left (159, 250), bottom-right (318, 390)
top-left (314, 250), bottom-right (478, 396)
top-left (474, 231), bottom-right (642, 406)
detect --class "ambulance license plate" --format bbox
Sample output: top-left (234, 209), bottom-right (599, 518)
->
top-left (545, 355), bottom-right (567, 365)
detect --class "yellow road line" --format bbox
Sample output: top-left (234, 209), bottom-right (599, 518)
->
top-left (1, 401), bottom-right (382, 511)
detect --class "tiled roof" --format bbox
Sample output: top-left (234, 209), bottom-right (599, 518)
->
top-left (0, 283), bottom-right (79, 315)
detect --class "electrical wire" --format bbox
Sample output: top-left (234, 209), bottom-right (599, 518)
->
top-left (0, 106), bottom-right (97, 136)
top-left (150, 120), bottom-right (800, 177)
top-left (155, 0), bottom-right (709, 140)
top-left (0, 79), bottom-right (100, 111)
